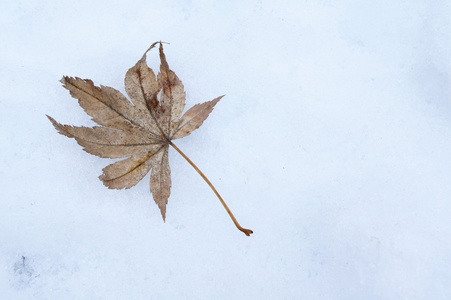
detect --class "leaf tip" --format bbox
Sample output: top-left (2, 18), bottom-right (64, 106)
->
top-left (60, 76), bottom-right (69, 85)
top-left (213, 95), bottom-right (225, 104)
top-left (160, 207), bottom-right (167, 222)
top-left (46, 114), bottom-right (58, 129)
top-left (140, 41), bottom-right (166, 60)
top-left (46, 115), bottom-right (70, 137)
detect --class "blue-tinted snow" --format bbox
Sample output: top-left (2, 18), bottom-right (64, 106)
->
top-left (1, 1), bottom-right (450, 299)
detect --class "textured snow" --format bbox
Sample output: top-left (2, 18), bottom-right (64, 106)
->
top-left (1, 0), bottom-right (451, 299)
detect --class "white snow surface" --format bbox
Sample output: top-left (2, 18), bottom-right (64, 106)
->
top-left (1, 1), bottom-right (451, 299)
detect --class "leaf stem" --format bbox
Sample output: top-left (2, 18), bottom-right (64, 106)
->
top-left (169, 141), bottom-right (253, 236)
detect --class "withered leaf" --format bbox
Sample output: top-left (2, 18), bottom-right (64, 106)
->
top-left (48, 42), bottom-right (252, 236)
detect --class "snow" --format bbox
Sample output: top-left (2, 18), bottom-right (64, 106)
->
top-left (1, 0), bottom-right (451, 299)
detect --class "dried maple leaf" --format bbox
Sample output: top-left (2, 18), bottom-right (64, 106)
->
top-left (47, 42), bottom-right (252, 236)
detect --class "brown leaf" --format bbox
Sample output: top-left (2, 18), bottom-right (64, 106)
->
top-left (48, 42), bottom-right (219, 220)
top-left (172, 95), bottom-right (224, 139)
top-left (47, 116), bottom-right (160, 158)
top-left (60, 77), bottom-right (136, 131)
top-left (99, 149), bottom-right (161, 189)
top-left (48, 42), bottom-right (253, 235)
top-left (149, 146), bottom-right (171, 220)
